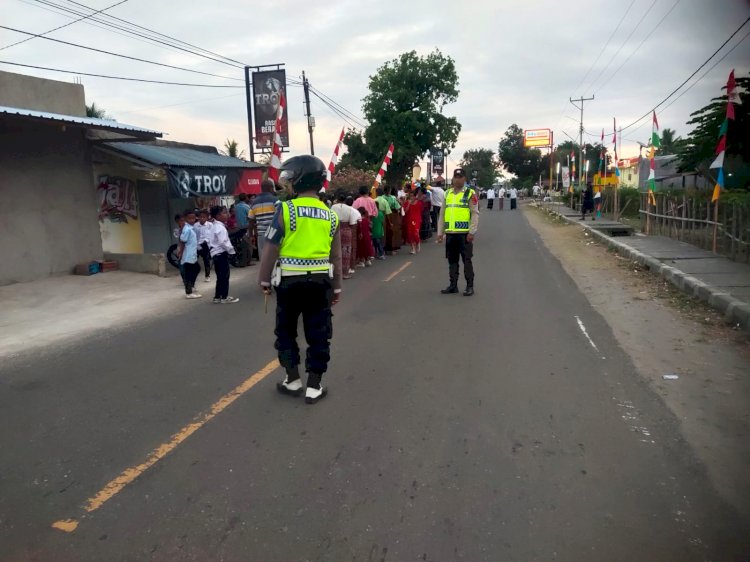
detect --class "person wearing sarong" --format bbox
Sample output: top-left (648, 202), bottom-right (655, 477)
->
top-left (331, 193), bottom-right (359, 279)
top-left (384, 186), bottom-right (402, 254)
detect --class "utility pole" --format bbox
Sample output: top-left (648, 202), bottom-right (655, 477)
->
top-left (244, 65), bottom-right (255, 162)
top-left (569, 95), bottom-right (594, 201)
top-left (302, 71), bottom-right (315, 155)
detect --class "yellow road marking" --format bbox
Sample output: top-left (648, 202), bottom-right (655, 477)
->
top-left (51, 519), bottom-right (79, 533)
top-left (384, 261), bottom-right (412, 282)
top-left (51, 358), bottom-right (280, 533)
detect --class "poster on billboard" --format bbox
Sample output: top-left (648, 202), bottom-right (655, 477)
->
top-left (524, 129), bottom-right (553, 148)
top-left (431, 149), bottom-right (444, 175)
top-left (562, 166), bottom-right (570, 189)
top-left (252, 69), bottom-right (288, 149)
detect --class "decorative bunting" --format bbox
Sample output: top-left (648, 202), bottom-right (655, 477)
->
top-left (712, 69), bottom-right (735, 202)
top-left (267, 91), bottom-right (286, 183)
top-left (372, 143), bottom-right (394, 192)
top-left (322, 127), bottom-right (345, 191)
top-left (647, 111), bottom-right (659, 205)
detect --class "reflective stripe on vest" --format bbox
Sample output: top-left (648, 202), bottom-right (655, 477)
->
top-left (444, 188), bottom-right (474, 233)
top-left (280, 198), bottom-right (338, 272)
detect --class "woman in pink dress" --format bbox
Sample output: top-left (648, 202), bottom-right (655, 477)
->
top-left (402, 191), bottom-right (424, 254)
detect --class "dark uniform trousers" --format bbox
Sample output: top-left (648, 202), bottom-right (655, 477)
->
top-left (274, 273), bottom-right (334, 376)
top-left (446, 233), bottom-right (474, 286)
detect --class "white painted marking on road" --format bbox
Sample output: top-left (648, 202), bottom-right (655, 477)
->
top-left (574, 315), bottom-right (606, 359)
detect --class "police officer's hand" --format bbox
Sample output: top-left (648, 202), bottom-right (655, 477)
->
top-left (261, 285), bottom-right (273, 296)
top-left (467, 233), bottom-right (475, 243)
top-left (436, 235), bottom-right (444, 244)
top-left (331, 292), bottom-right (341, 306)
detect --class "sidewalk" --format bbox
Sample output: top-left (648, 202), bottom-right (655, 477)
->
top-left (0, 268), bottom-right (257, 359)
top-left (538, 202), bottom-right (750, 331)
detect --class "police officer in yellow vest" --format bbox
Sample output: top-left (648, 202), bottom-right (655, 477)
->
top-left (437, 168), bottom-right (479, 296)
top-left (258, 155), bottom-right (343, 404)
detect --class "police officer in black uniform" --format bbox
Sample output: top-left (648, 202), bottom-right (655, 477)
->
top-left (258, 156), bottom-right (343, 404)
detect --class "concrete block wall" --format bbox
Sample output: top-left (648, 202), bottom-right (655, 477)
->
top-left (0, 124), bottom-right (103, 285)
top-left (0, 70), bottom-right (86, 116)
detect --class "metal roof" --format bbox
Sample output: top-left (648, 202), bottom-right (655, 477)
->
top-left (0, 105), bottom-right (161, 137)
top-left (106, 142), bottom-right (264, 168)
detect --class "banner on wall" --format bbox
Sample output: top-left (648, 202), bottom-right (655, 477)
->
top-left (97, 176), bottom-right (138, 222)
top-left (431, 148), bottom-right (444, 175)
top-left (561, 166), bottom-right (570, 189)
top-left (167, 167), bottom-right (242, 199)
top-left (236, 168), bottom-right (264, 195)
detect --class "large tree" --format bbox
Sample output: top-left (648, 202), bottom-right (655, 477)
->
top-left (497, 124), bottom-right (544, 181)
top-left (460, 148), bottom-right (498, 187)
top-left (678, 74), bottom-right (749, 188)
top-left (354, 49), bottom-right (461, 186)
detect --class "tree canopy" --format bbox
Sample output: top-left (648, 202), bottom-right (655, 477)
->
top-left (459, 148), bottom-right (498, 187)
top-left (341, 49), bottom-right (461, 187)
top-left (678, 74), bottom-right (749, 188)
top-left (497, 124), bottom-right (544, 181)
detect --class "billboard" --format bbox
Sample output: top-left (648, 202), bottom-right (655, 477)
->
top-left (431, 148), bottom-right (444, 175)
top-left (252, 69), bottom-right (288, 149)
top-left (561, 166), bottom-right (570, 189)
top-left (524, 129), bottom-right (553, 148)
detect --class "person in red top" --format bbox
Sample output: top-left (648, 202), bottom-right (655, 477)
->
top-left (402, 189), bottom-right (424, 254)
top-left (355, 206), bottom-right (375, 267)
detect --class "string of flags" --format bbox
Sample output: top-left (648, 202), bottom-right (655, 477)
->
top-left (372, 143), bottom-right (394, 191)
top-left (322, 128), bottom-right (345, 191)
top-left (710, 69), bottom-right (737, 203)
top-left (647, 111), bottom-right (660, 205)
top-left (267, 91), bottom-right (287, 183)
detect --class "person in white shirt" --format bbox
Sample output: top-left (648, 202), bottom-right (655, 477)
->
top-left (429, 183), bottom-right (445, 232)
top-left (193, 209), bottom-right (214, 283)
top-left (486, 187), bottom-right (496, 210)
top-left (510, 187), bottom-right (518, 210)
top-left (209, 205), bottom-right (239, 304)
top-left (498, 186), bottom-right (506, 210)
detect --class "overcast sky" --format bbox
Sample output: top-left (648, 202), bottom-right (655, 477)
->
top-left (3, 0), bottom-right (749, 174)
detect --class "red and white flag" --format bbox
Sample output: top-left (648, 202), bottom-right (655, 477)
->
top-left (267, 92), bottom-right (286, 183)
top-left (372, 142), bottom-right (394, 191)
top-left (322, 128), bottom-right (345, 191)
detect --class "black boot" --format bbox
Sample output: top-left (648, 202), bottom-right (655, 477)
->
top-left (441, 284), bottom-right (458, 294)
top-left (463, 286), bottom-right (474, 296)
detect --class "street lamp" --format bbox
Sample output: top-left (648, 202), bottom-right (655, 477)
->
top-left (556, 161), bottom-right (561, 191)
top-left (412, 161), bottom-right (422, 181)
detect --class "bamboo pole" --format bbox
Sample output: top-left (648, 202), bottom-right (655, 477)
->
top-left (712, 199), bottom-right (719, 253)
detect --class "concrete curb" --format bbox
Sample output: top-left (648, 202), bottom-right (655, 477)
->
top-left (538, 205), bottom-right (750, 332)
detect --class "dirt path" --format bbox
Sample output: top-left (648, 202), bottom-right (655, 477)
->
top-left (525, 204), bottom-right (750, 521)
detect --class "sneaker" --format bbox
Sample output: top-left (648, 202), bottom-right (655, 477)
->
top-left (365, 260), bottom-right (373, 267)
top-left (277, 377), bottom-right (304, 397)
top-left (343, 275), bottom-right (353, 280)
top-left (212, 297), bottom-right (221, 304)
top-left (356, 262), bottom-right (365, 268)
top-left (376, 256), bottom-right (386, 260)
top-left (348, 269), bottom-right (356, 275)
top-left (185, 293), bottom-right (202, 299)
top-left (305, 385), bottom-right (327, 404)
top-left (221, 296), bottom-right (240, 304)
top-left (204, 277), bottom-right (211, 283)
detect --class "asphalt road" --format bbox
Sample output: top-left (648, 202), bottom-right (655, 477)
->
top-left (1, 204), bottom-right (747, 561)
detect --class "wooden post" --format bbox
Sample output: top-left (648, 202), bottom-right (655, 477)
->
top-left (681, 194), bottom-right (687, 241)
top-left (712, 199), bottom-right (719, 253)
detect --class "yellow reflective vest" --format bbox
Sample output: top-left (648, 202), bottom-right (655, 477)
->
top-left (279, 198), bottom-right (338, 272)
top-left (444, 187), bottom-right (475, 233)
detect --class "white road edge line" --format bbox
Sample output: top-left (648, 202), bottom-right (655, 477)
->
top-left (574, 315), bottom-right (606, 359)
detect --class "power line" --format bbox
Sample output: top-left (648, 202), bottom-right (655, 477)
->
top-left (0, 0), bottom-right (128, 51)
top-left (0, 60), bottom-right (245, 87)
top-left (661, 28), bottom-right (750, 113)
top-left (308, 85), bottom-right (365, 125)
top-left (621, 16), bottom-right (750, 132)
top-left (63, 0), bottom-right (248, 67)
top-left (0, 25), bottom-right (244, 82)
top-left (594, 0), bottom-right (683, 95)
top-left (25, 0), bottom-right (243, 68)
top-left (570, 0), bottom-right (636, 97)
top-left (587, 0), bottom-right (659, 93)
top-left (309, 90), bottom-right (362, 129)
